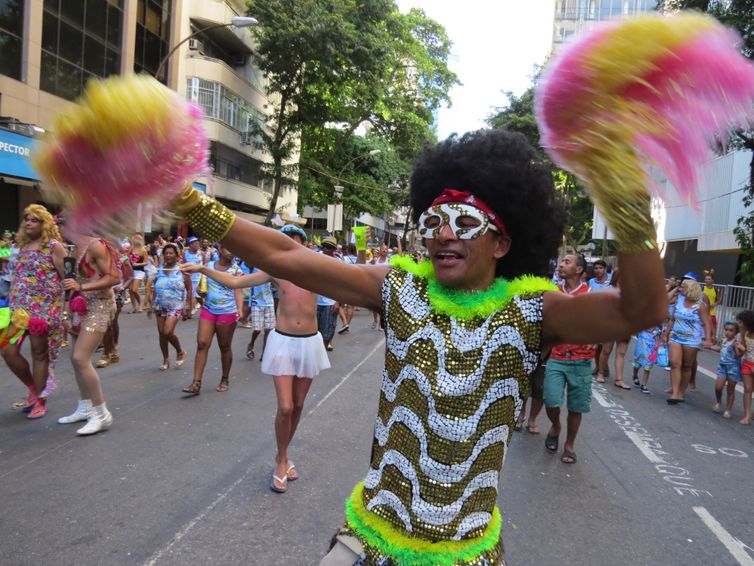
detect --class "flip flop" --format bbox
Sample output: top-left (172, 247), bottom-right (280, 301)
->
top-left (514, 423), bottom-right (523, 432)
top-left (561, 450), bottom-right (577, 464)
top-left (526, 424), bottom-right (541, 435)
top-left (286, 463), bottom-right (299, 481)
top-left (614, 381), bottom-right (631, 390)
top-left (545, 434), bottom-right (559, 453)
top-left (270, 473), bottom-right (288, 493)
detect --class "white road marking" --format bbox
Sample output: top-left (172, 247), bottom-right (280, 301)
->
top-left (697, 364), bottom-right (745, 394)
top-left (625, 431), bottom-right (665, 464)
top-left (591, 389), bottom-right (614, 408)
top-left (693, 506), bottom-right (754, 566)
top-left (308, 338), bottom-right (384, 416)
top-left (144, 338), bottom-right (384, 565)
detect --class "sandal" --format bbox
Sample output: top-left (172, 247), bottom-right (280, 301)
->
top-left (246, 345), bottom-right (255, 360)
top-left (216, 378), bottom-right (229, 393)
top-left (182, 380), bottom-right (202, 396)
top-left (96, 356), bottom-right (111, 368)
top-left (545, 434), bottom-right (559, 454)
top-left (561, 450), bottom-right (577, 464)
top-left (286, 462), bottom-right (299, 481)
top-left (27, 400), bottom-right (47, 420)
top-left (159, 360), bottom-right (170, 371)
top-left (614, 381), bottom-right (631, 390)
top-left (175, 351), bottom-right (186, 367)
top-left (270, 472), bottom-right (288, 494)
top-left (110, 352), bottom-right (120, 364)
top-left (526, 424), bottom-right (541, 435)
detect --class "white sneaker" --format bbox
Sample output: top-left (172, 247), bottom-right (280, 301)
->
top-left (76, 410), bottom-right (113, 436)
top-left (58, 399), bottom-right (93, 424)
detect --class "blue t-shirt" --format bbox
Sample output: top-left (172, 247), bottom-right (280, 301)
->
top-left (588, 276), bottom-right (612, 291)
top-left (249, 267), bottom-right (274, 308)
top-left (204, 261), bottom-right (242, 315)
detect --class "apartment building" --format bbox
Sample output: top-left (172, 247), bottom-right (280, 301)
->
top-left (0, 0), bottom-right (297, 233)
top-left (552, 0), bottom-right (655, 48)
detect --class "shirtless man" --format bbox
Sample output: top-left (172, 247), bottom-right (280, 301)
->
top-left (182, 225), bottom-right (329, 494)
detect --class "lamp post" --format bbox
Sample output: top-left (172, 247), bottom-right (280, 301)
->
top-left (155, 16), bottom-right (258, 80)
top-left (336, 149), bottom-right (381, 245)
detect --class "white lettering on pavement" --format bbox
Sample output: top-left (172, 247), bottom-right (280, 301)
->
top-left (593, 383), bottom-right (711, 498)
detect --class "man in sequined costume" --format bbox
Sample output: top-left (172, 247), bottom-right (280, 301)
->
top-left (171, 129), bottom-right (667, 565)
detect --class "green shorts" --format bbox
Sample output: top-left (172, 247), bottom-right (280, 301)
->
top-left (543, 358), bottom-right (592, 414)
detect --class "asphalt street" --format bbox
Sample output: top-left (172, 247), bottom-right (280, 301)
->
top-left (1, 309), bottom-right (753, 566)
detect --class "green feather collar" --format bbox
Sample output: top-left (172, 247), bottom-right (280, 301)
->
top-left (390, 255), bottom-right (556, 320)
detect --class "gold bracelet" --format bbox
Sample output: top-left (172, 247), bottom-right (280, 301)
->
top-left (172, 186), bottom-right (236, 243)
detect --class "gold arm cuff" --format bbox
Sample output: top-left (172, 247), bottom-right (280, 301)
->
top-left (172, 186), bottom-right (236, 242)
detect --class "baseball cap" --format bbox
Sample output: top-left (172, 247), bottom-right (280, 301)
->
top-left (321, 236), bottom-right (337, 248)
top-left (187, 236), bottom-right (199, 244)
top-left (682, 271), bottom-right (699, 281)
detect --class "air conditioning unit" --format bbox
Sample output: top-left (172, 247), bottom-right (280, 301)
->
top-left (240, 131), bottom-right (253, 145)
top-left (188, 38), bottom-right (203, 51)
top-left (231, 54), bottom-right (247, 67)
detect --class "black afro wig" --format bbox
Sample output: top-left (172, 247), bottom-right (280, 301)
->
top-left (410, 129), bottom-right (566, 279)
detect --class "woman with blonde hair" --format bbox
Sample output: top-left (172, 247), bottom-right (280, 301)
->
top-left (1, 204), bottom-right (65, 419)
top-left (664, 278), bottom-right (712, 404)
top-left (127, 234), bottom-right (148, 313)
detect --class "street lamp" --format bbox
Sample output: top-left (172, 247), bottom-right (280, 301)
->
top-left (155, 16), bottom-right (259, 80)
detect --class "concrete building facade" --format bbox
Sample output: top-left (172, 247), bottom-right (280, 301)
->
top-left (0, 0), bottom-right (297, 233)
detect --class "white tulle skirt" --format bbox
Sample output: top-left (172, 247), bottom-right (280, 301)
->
top-left (261, 330), bottom-right (330, 378)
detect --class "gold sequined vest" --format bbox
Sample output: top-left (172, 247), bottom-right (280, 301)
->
top-left (344, 267), bottom-right (547, 566)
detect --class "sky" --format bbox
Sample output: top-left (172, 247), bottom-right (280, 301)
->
top-left (396, 0), bottom-right (556, 140)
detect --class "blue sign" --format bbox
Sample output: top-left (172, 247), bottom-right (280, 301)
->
top-left (0, 129), bottom-right (39, 181)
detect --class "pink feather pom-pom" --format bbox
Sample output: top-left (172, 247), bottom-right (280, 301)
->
top-left (69, 295), bottom-right (87, 314)
top-left (33, 75), bottom-right (209, 237)
top-left (535, 13), bottom-right (754, 207)
top-left (28, 317), bottom-right (50, 337)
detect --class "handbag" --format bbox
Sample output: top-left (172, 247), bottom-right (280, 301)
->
top-left (656, 345), bottom-right (669, 367)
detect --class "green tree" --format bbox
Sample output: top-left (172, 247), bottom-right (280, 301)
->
top-left (487, 87), bottom-right (595, 251)
top-left (247, 1), bottom-right (457, 225)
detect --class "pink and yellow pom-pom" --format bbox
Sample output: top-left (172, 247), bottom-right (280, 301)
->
top-left (535, 12), bottom-right (754, 209)
top-left (33, 74), bottom-right (209, 235)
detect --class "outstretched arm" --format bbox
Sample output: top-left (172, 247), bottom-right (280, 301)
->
top-left (543, 251), bottom-right (667, 347)
top-left (181, 263), bottom-right (271, 289)
top-left (172, 187), bottom-right (386, 310)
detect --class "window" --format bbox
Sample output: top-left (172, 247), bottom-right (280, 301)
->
top-left (186, 77), bottom-right (267, 134)
top-left (0, 0), bottom-right (24, 80)
top-left (210, 142), bottom-right (267, 190)
top-left (40, 0), bottom-right (123, 100)
top-left (134, 0), bottom-right (171, 82)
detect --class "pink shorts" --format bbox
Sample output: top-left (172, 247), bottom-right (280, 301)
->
top-left (742, 359), bottom-right (754, 376)
top-left (199, 309), bottom-right (238, 325)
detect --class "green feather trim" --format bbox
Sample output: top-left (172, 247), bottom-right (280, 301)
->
top-left (389, 257), bottom-right (557, 320)
top-left (345, 482), bottom-right (502, 566)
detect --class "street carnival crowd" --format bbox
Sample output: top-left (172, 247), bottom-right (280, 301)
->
top-left (2, 210), bottom-right (752, 446)
top-left (3, 9), bottom-right (754, 565)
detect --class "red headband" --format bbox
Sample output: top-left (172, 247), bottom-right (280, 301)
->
top-left (430, 189), bottom-right (509, 240)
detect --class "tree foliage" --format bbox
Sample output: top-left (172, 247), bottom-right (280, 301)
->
top-left (487, 87), bottom-right (595, 251)
top-left (247, 0), bottom-right (458, 225)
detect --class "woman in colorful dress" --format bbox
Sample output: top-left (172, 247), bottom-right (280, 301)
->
top-left (1, 205), bottom-right (65, 419)
top-left (146, 243), bottom-right (190, 370)
top-left (664, 278), bottom-right (712, 404)
top-left (59, 236), bottom-right (120, 435)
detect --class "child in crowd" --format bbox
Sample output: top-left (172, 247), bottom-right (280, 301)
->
top-left (711, 321), bottom-right (744, 419)
top-left (632, 325), bottom-right (662, 394)
top-left (735, 310), bottom-right (754, 425)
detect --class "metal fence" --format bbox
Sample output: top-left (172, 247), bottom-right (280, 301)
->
top-left (709, 284), bottom-right (754, 341)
